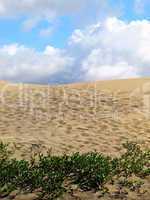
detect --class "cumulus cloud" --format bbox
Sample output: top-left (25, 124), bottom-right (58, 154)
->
top-left (0, 17), bottom-right (150, 83)
top-left (0, 44), bottom-right (73, 83)
top-left (82, 50), bottom-right (139, 80)
top-left (69, 17), bottom-right (150, 81)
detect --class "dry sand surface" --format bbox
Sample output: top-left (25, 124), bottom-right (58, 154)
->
top-left (0, 78), bottom-right (150, 158)
top-left (0, 78), bottom-right (150, 200)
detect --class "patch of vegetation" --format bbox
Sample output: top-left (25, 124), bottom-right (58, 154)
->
top-left (118, 141), bottom-right (150, 177)
top-left (118, 178), bottom-right (144, 191)
top-left (0, 141), bottom-right (149, 199)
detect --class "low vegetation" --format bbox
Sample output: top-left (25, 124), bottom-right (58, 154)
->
top-left (0, 141), bottom-right (149, 199)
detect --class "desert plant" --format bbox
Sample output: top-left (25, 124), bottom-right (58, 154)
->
top-left (67, 152), bottom-right (112, 190)
top-left (0, 141), bottom-right (149, 199)
top-left (118, 141), bottom-right (150, 177)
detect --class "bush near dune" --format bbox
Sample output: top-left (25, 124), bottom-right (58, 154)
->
top-left (0, 141), bottom-right (149, 200)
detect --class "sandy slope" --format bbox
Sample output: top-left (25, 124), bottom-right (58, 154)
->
top-left (0, 78), bottom-right (150, 159)
top-left (0, 78), bottom-right (150, 200)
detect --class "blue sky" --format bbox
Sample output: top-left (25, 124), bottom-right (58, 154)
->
top-left (0, 0), bottom-right (150, 83)
top-left (0, 16), bottom-right (73, 49)
top-left (0, 0), bottom-right (144, 50)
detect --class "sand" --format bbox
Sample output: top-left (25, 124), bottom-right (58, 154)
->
top-left (0, 77), bottom-right (150, 158)
top-left (0, 78), bottom-right (150, 200)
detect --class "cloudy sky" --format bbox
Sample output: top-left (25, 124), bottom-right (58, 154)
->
top-left (0, 0), bottom-right (150, 84)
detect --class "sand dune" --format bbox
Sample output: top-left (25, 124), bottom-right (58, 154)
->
top-left (0, 78), bottom-right (150, 159)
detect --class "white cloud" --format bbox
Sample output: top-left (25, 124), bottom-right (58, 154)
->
top-left (0, 17), bottom-right (150, 83)
top-left (69, 17), bottom-right (150, 81)
top-left (0, 0), bottom-right (94, 18)
top-left (0, 0), bottom-right (90, 33)
top-left (39, 27), bottom-right (54, 37)
top-left (0, 44), bottom-right (73, 83)
top-left (82, 49), bottom-right (140, 80)
top-left (0, 0), bottom-right (121, 32)
top-left (0, 0), bottom-right (125, 47)
top-left (22, 18), bottom-right (41, 32)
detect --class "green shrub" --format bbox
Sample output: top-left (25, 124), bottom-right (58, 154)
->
top-left (0, 141), bottom-right (149, 199)
top-left (119, 141), bottom-right (150, 177)
top-left (0, 142), bottom-right (12, 161)
top-left (67, 152), bottom-right (112, 190)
